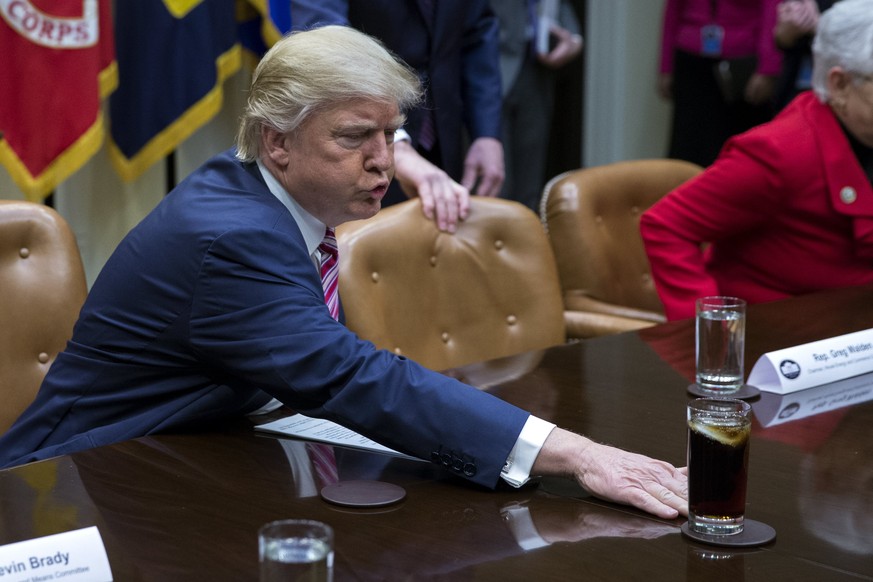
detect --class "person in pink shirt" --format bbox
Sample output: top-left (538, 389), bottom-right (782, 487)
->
top-left (642, 0), bottom-right (873, 321)
top-left (658, 0), bottom-right (783, 166)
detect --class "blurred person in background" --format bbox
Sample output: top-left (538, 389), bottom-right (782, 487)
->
top-left (658, 0), bottom-right (782, 167)
top-left (773, 0), bottom-right (836, 110)
top-left (491, 0), bottom-right (583, 212)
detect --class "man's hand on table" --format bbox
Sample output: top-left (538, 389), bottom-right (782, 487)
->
top-left (532, 427), bottom-right (689, 519)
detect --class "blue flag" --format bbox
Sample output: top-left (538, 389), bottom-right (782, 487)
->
top-left (238, 0), bottom-right (291, 55)
top-left (108, 0), bottom-right (241, 182)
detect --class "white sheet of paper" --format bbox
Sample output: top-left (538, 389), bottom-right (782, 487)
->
top-left (747, 328), bottom-right (873, 394)
top-left (255, 414), bottom-right (421, 461)
top-left (536, 0), bottom-right (559, 55)
top-left (0, 526), bottom-right (112, 582)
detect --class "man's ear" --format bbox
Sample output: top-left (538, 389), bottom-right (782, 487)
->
top-left (261, 127), bottom-right (291, 166)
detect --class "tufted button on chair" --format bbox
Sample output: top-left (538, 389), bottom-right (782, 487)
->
top-left (337, 197), bottom-right (566, 371)
top-left (540, 159), bottom-right (703, 338)
top-left (0, 201), bottom-right (87, 435)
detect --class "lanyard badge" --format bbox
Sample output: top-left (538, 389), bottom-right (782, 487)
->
top-left (700, 24), bottom-right (724, 56)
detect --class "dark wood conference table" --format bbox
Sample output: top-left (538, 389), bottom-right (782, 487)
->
top-left (3, 285), bottom-right (873, 581)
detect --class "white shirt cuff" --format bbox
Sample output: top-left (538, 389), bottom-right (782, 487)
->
top-left (394, 128), bottom-right (411, 142)
top-left (500, 415), bottom-right (556, 488)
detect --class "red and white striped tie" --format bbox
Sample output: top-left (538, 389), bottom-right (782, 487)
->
top-left (319, 227), bottom-right (339, 321)
top-left (311, 228), bottom-right (340, 488)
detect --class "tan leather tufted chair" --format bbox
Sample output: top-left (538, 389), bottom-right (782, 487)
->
top-left (337, 197), bottom-right (566, 371)
top-left (0, 201), bottom-right (87, 435)
top-left (540, 159), bottom-right (703, 338)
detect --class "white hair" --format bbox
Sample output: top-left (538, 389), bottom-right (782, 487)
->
top-left (812, 0), bottom-right (873, 101)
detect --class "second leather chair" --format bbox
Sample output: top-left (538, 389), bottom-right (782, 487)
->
top-left (540, 159), bottom-right (703, 338)
top-left (337, 198), bottom-right (566, 371)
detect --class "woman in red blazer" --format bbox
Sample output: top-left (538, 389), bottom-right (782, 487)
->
top-left (642, 0), bottom-right (873, 321)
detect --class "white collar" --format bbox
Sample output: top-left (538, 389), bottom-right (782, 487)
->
top-left (256, 159), bottom-right (327, 257)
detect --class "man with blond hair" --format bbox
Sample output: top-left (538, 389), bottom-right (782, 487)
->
top-left (1, 26), bottom-right (687, 520)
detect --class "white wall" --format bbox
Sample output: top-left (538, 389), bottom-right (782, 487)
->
top-left (583, 0), bottom-right (670, 167)
top-left (1, 5), bottom-right (672, 285)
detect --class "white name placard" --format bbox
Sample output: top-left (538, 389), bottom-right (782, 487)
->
top-left (748, 328), bottom-right (873, 394)
top-left (0, 526), bottom-right (112, 581)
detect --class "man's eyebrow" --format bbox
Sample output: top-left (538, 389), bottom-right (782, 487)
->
top-left (334, 121), bottom-right (378, 134)
top-left (334, 117), bottom-right (405, 134)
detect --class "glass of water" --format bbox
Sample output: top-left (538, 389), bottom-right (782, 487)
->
top-left (259, 519), bottom-right (334, 582)
top-left (695, 296), bottom-right (746, 394)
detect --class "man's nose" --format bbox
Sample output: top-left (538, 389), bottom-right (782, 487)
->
top-left (365, 134), bottom-right (392, 172)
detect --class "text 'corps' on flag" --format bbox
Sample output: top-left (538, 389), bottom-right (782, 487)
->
top-left (107, 0), bottom-right (241, 183)
top-left (0, 0), bottom-right (116, 202)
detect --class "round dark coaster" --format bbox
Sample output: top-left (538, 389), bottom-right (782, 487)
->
top-left (681, 519), bottom-right (776, 547)
top-left (320, 480), bottom-right (406, 508)
top-left (687, 383), bottom-right (760, 400)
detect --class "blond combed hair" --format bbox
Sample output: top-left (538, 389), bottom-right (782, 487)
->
top-left (236, 25), bottom-right (422, 161)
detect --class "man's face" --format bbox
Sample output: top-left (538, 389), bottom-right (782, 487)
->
top-left (269, 99), bottom-right (402, 227)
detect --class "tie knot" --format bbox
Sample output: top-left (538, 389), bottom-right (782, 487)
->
top-left (319, 227), bottom-right (338, 258)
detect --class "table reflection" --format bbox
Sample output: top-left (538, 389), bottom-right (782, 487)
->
top-left (685, 544), bottom-right (752, 582)
top-left (51, 429), bottom-right (686, 581)
top-left (752, 372), bottom-right (873, 428)
top-left (797, 407), bottom-right (873, 557)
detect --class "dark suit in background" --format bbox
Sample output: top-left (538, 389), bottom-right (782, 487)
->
top-left (491, 0), bottom-right (581, 211)
top-left (773, 0), bottom-right (836, 111)
top-left (290, 0), bottom-right (503, 204)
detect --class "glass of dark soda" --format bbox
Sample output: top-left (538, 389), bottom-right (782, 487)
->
top-left (687, 398), bottom-right (751, 535)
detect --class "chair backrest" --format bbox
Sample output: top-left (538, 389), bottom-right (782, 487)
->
top-left (337, 197), bottom-right (566, 370)
top-left (540, 159), bottom-right (703, 337)
top-left (0, 201), bottom-right (87, 435)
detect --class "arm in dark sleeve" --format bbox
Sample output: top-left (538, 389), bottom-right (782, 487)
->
top-left (461, 1), bottom-right (502, 140)
top-left (189, 226), bottom-right (530, 488)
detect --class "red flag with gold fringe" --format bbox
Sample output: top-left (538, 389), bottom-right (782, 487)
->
top-left (0, 0), bottom-right (116, 202)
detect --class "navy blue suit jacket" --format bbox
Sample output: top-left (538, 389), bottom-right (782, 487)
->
top-left (0, 150), bottom-right (529, 485)
top-left (289, 0), bottom-right (502, 181)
